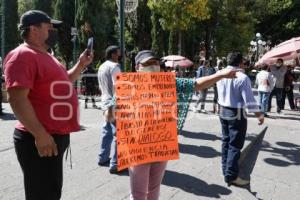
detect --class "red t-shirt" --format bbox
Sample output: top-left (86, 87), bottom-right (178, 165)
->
top-left (4, 44), bottom-right (80, 134)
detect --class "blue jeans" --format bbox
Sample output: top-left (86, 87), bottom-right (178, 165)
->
top-left (258, 91), bottom-right (270, 114)
top-left (99, 121), bottom-right (117, 169)
top-left (219, 107), bottom-right (247, 183)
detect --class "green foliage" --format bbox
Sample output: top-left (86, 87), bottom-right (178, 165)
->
top-left (18, 0), bottom-right (34, 16)
top-left (3, 0), bottom-right (299, 66)
top-left (213, 0), bottom-right (256, 56)
top-left (32, 0), bottom-right (54, 16)
top-left (126, 0), bottom-right (152, 51)
top-left (76, 0), bottom-right (117, 61)
top-left (255, 0), bottom-right (300, 45)
top-left (148, 0), bottom-right (210, 31)
top-left (54, 0), bottom-right (75, 68)
top-left (1, 0), bottom-right (19, 58)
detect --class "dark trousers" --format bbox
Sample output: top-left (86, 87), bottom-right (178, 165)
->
top-left (219, 107), bottom-right (247, 183)
top-left (14, 129), bottom-right (70, 200)
top-left (0, 86), bottom-right (2, 113)
top-left (268, 87), bottom-right (284, 112)
top-left (283, 86), bottom-right (295, 110)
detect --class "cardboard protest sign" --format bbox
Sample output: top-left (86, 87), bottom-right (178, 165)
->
top-left (115, 72), bottom-right (179, 171)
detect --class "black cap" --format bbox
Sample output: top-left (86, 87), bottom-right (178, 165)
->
top-left (135, 50), bottom-right (159, 65)
top-left (19, 10), bottom-right (62, 30)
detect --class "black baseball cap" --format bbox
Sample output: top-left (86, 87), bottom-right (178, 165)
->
top-left (135, 50), bottom-right (159, 65)
top-left (18, 10), bottom-right (62, 30)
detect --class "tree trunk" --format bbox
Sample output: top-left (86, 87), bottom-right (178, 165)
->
top-left (178, 30), bottom-right (182, 55)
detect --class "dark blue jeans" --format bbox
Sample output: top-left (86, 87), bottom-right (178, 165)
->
top-left (219, 107), bottom-right (247, 183)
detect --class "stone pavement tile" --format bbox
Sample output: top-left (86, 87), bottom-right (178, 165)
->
top-left (0, 150), bottom-right (24, 200)
top-left (164, 191), bottom-right (223, 200)
top-left (271, 181), bottom-right (300, 200)
top-left (160, 159), bottom-right (232, 200)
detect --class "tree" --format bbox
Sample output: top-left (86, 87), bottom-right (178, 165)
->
top-left (76, 0), bottom-right (117, 61)
top-left (18, 0), bottom-right (34, 16)
top-left (254, 0), bottom-right (299, 46)
top-left (148, 0), bottom-right (210, 55)
top-left (32, 0), bottom-right (54, 15)
top-left (211, 0), bottom-right (256, 57)
top-left (54, 0), bottom-right (75, 68)
top-left (1, 0), bottom-right (19, 58)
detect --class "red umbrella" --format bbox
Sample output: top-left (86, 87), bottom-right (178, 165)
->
top-left (257, 37), bottom-right (300, 65)
top-left (162, 55), bottom-right (194, 68)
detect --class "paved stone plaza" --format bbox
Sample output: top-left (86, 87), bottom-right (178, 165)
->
top-left (1, 90), bottom-right (300, 200)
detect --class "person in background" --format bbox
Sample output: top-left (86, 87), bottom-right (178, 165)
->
top-left (0, 56), bottom-right (3, 115)
top-left (4, 10), bottom-right (93, 200)
top-left (81, 65), bottom-right (98, 109)
top-left (217, 51), bottom-right (264, 187)
top-left (194, 60), bottom-right (215, 113)
top-left (282, 65), bottom-right (297, 110)
top-left (127, 50), bottom-right (238, 200)
top-left (255, 63), bottom-right (275, 117)
top-left (97, 46), bottom-right (121, 174)
top-left (268, 58), bottom-right (287, 114)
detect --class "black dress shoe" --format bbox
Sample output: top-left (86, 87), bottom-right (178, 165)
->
top-left (109, 167), bottom-right (118, 174)
top-left (98, 159), bottom-right (110, 166)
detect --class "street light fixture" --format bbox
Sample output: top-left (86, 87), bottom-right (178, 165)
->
top-left (116, 0), bottom-right (138, 72)
top-left (250, 32), bottom-right (266, 62)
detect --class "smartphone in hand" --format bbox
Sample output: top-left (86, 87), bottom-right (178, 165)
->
top-left (87, 37), bottom-right (93, 56)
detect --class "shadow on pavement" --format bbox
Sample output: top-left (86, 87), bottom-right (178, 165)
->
top-left (181, 131), bottom-right (220, 141)
top-left (162, 170), bottom-right (232, 198)
top-left (179, 143), bottom-right (221, 158)
top-left (247, 114), bottom-right (300, 121)
top-left (238, 127), bottom-right (267, 199)
top-left (0, 112), bottom-right (16, 120)
top-left (181, 130), bottom-right (258, 144)
top-left (239, 127), bottom-right (267, 180)
top-left (261, 141), bottom-right (300, 167)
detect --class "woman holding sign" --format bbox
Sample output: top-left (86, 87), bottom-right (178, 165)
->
top-left (114, 50), bottom-right (239, 200)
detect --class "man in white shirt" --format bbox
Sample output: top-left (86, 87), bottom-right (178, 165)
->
top-left (97, 46), bottom-right (121, 173)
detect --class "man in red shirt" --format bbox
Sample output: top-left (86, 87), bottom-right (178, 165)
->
top-left (4, 10), bottom-right (93, 200)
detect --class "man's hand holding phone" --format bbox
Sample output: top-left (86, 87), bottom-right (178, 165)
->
top-left (86, 37), bottom-right (93, 56)
top-left (78, 37), bottom-right (94, 68)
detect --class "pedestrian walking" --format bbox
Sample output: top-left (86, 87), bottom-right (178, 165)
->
top-left (282, 65), bottom-right (297, 110)
top-left (3, 10), bottom-right (93, 200)
top-left (81, 65), bottom-right (98, 109)
top-left (217, 51), bottom-right (264, 187)
top-left (97, 46), bottom-right (121, 174)
top-left (255, 63), bottom-right (275, 116)
top-left (268, 58), bottom-right (287, 114)
top-left (194, 60), bottom-right (216, 113)
top-left (128, 50), bottom-right (238, 200)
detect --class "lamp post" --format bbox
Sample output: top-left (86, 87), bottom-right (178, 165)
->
top-left (250, 33), bottom-right (266, 62)
top-left (117, 0), bottom-right (138, 72)
top-left (120, 0), bottom-right (125, 72)
top-left (72, 0), bottom-right (78, 67)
